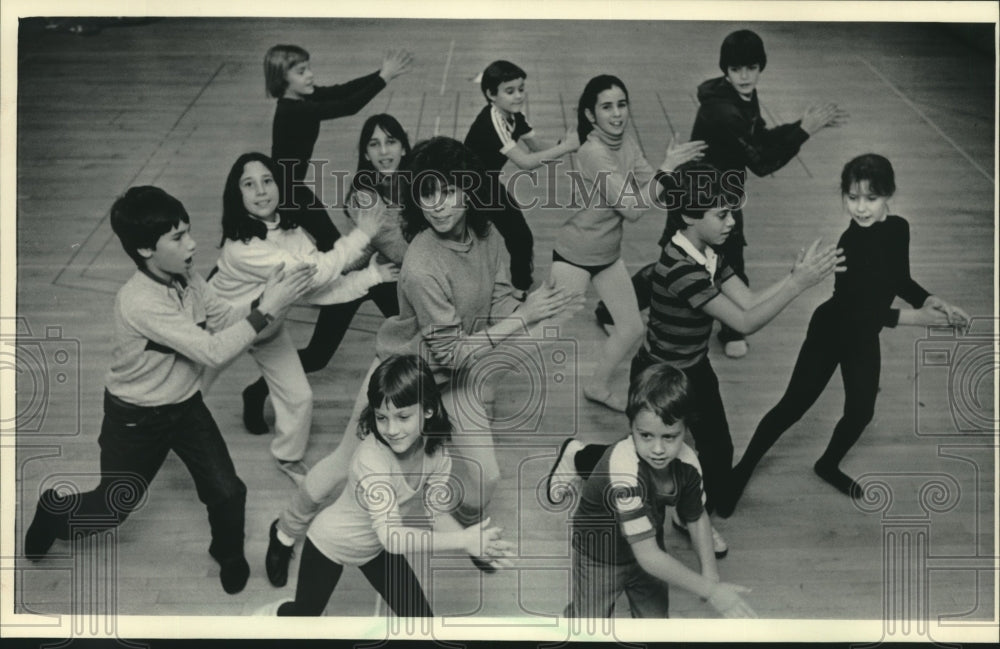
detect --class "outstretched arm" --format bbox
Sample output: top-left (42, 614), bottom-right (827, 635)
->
top-left (705, 239), bottom-right (841, 334)
top-left (632, 538), bottom-right (756, 618)
top-left (506, 127), bottom-right (580, 170)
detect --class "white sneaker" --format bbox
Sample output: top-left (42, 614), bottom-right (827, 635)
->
top-left (723, 340), bottom-right (748, 359)
top-left (546, 439), bottom-right (584, 506)
top-left (671, 513), bottom-right (728, 559)
top-left (251, 598), bottom-right (292, 616)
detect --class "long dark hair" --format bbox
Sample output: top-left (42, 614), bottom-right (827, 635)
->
top-left (357, 355), bottom-right (452, 456)
top-left (347, 114), bottom-right (412, 213)
top-left (219, 152), bottom-right (297, 246)
top-left (577, 74), bottom-right (629, 143)
top-left (398, 137), bottom-right (493, 242)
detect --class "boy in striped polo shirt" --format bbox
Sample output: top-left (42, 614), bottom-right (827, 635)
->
top-left (564, 364), bottom-right (755, 618)
top-left (550, 164), bottom-right (842, 557)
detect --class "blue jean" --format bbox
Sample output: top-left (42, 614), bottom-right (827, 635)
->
top-left (45, 390), bottom-right (247, 560)
top-left (565, 547), bottom-right (671, 618)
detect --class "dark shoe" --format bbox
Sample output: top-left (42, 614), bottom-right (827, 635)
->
top-left (24, 489), bottom-right (64, 561)
top-left (219, 555), bottom-right (250, 594)
top-left (265, 519), bottom-right (294, 587)
top-left (242, 381), bottom-right (269, 435)
top-left (594, 302), bottom-right (614, 336)
top-left (814, 460), bottom-right (863, 500)
top-left (470, 555), bottom-right (497, 574)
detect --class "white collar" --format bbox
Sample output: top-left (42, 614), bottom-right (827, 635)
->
top-left (671, 231), bottom-right (718, 276)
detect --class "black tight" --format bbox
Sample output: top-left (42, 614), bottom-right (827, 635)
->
top-left (727, 302), bottom-right (879, 509)
top-left (277, 538), bottom-right (433, 617)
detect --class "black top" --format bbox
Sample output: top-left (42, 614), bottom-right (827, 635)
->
top-left (271, 71), bottom-right (387, 185)
top-left (689, 76), bottom-right (810, 184)
top-left (463, 104), bottom-right (533, 174)
top-left (828, 214), bottom-right (930, 332)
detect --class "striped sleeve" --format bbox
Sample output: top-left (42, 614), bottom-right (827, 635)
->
top-left (607, 441), bottom-right (657, 546)
top-left (492, 109), bottom-right (518, 155)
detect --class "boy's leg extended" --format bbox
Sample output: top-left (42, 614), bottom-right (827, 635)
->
top-left (715, 208), bottom-right (747, 344)
top-left (252, 327), bottom-right (313, 462)
top-left (623, 562), bottom-right (670, 618)
top-left (682, 359), bottom-right (734, 514)
top-left (490, 188), bottom-right (534, 292)
top-left (54, 392), bottom-right (174, 537)
top-left (565, 545), bottom-right (626, 619)
top-left (169, 393), bottom-right (247, 561)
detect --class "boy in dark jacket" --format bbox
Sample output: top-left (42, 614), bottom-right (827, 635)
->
top-left (690, 29), bottom-right (846, 358)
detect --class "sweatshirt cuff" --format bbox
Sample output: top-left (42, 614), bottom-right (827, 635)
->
top-left (885, 308), bottom-right (901, 328)
top-left (246, 308), bottom-right (270, 333)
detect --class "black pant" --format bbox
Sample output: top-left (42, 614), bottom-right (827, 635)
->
top-left (489, 186), bottom-right (534, 292)
top-left (736, 302), bottom-right (880, 475)
top-left (283, 183), bottom-right (340, 252)
top-left (630, 351), bottom-right (733, 513)
top-left (46, 391), bottom-right (247, 560)
top-left (278, 538), bottom-right (433, 617)
top-left (299, 282), bottom-right (400, 374)
top-left (573, 353), bottom-right (733, 514)
top-left (712, 208), bottom-right (747, 344)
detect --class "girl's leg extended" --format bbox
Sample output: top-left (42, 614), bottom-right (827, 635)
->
top-left (360, 550), bottom-right (433, 617)
top-left (277, 356), bottom-right (380, 538)
top-left (277, 538), bottom-right (344, 616)
top-left (442, 374), bottom-right (500, 527)
top-left (252, 327), bottom-right (313, 463)
top-left (587, 260), bottom-right (644, 407)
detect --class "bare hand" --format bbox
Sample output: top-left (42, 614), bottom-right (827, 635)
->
top-left (914, 302), bottom-right (952, 326)
top-left (707, 583), bottom-right (757, 618)
top-left (353, 194), bottom-right (391, 240)
top-left (560, 126), bottom-right (581, 152)
top-left (661, 136), bottom-right (708, 172)
top-left (465, 517), bottom-right (516, 569)
top-left (790, 238), bottom-right (842, 291)
top-left (379, 49), bottom-right (413, 82)
top-left (924, 296), bottom-right (970, 330)
top-left (800, 103), bottom-right (849, 134)
top-left (521, 279), bottom-right (585, 324)
top-left (259, 261), bottom-right (318, 315)
top-left (368, 254), bottom-right (399, 283)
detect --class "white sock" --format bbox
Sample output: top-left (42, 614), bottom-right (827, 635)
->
top-left (276, 527), bottom-right (295, 547)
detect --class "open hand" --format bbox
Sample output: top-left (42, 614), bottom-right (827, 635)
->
top-left (353, 194), bottom-right (391, 239)
top-left (259, 261), bottom-right (317, 314)
top-left (379, 49), bottom-right (413, 82)
top-left (560, 126), bottom-right (581, 152)
top-left (522, 278), bottom-right (585, 324)
top-left (707, 583), bottom-right (757, 618)
top-left (465, 517), bottom-right (516, 569)
top-left (801, 103), bottom-right (849, 134)
top-left (790, 238), bottom-right (843, 290)
top-left (369, 254), bottom-right (400, 283)
top-left (661, 136), bottom-right (708, 172)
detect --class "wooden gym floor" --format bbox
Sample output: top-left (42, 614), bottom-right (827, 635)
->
top-left (4, 12), bottom-right (996, 637)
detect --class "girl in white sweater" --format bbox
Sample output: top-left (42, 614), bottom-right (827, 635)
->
top-left (208, 152), bottom-right (397, 483)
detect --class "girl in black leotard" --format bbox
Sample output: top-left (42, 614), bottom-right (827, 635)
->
top-left (720, 153), bottom-right (968, 513)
